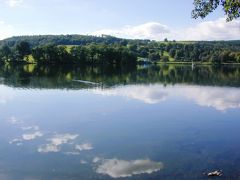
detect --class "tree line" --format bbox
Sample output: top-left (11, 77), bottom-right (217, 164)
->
top-left (0, 35), bottom-right (240, 65)
top-left (135, 40), bottom-right (240, 64)
top-left (163, 41), bottom-right (240, 63)
top-left (121, 40), bottom-right (240, 64)
top-left (0, 35), bottom-right (149, 48)
top-left (0, 41), bottom-right (137, 67)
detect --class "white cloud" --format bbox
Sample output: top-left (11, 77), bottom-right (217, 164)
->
top-left (92, 18), bottom-right (240, 41)
top-left (22, 131), bottom-right (43, 140)
top-left (9, 130), bottom-right (43, 145)
top-left (49, 133), bottom-right (78, 146)
top-left (5, 0), bottom-right (23, 7)
top-left (75, 143), bottom-right (93, 151)
top-left (8, 116), bottom-right (43, 144)
top-left (182, 18), bottom-right (240, 40)
top-left (93, 84), bottom-right (240, 111)
top-left (80, 160), bottom-right (88, 164)
top-left (96, 158), bottom-right (164, 178)
top-left (9, 138), bottom-right (22, 144)
top-left (63, 143), bottom-right (93, 155)
top-left (38, 133), bottom-right (78, 153)
top-left (92, 22), bottom-right (170, 40)
top-left (93, 157), bottom-right (101, 163)
top-left (64, 151), bottom-right (80, 155)
top-left (93, 85), bottom-right (168, 104)
top-left (0, 16), bottom-right (238, 41)
top-left (183, 86), bottom-right (240, 111)
top-left (8, 116), bottom-right (23, 125)
top-left (38, 143), bottom-right (60, 153)
top-left (21, 126), bottom-right (39, 131)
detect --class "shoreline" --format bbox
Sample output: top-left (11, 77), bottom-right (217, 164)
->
top-left (1, 60), bottom-right (240, 66)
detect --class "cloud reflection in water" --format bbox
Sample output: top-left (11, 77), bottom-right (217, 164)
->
top-left (8, 117), bottom-right (43, 145)
top-left (7, 116), bottom-right (93, 154)
top-left (38, 133), bottom-right (78, 153)
top-left (0, 85), bottom-right (14, 105)
top-left (93, 84), bottom-right (240, 111)
top-left (22, 131), bottom-right (43, 141)
top-left (75, 143), bottom-right (93, 151)
top-left (95, 158), bottom-right (163, 178)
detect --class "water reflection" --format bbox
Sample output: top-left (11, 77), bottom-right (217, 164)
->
top-left (182, 86), bottom-right (240, 111)
top-left (94, 84), bottom-right (240, 111)
top-left (95, 158), bottom-right (164, 178)
top-left (22, 131), bottom-right (43, 141)
top-left (94, 85), bottom-right (169, 104)
top-left (8, 116), bottom-right (43, 144)
top-left (0, 64), bottom-right (240, 179)
top-left (0, 85), bottom-right (14, 104)
top-left (38, 134), bottom-right (79, 153)
top-left (7, 115), bottom-right (94, 156)
top-left (1, 64), bottom-right (240, 112)
top-left (8, 116), bottom-right (23, 125)
top-left (1, 64), bottom-right (240, 88)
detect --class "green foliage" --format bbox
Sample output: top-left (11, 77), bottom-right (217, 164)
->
top-left (70, 46), bottom-right (88, 63)
top-left (0, 36), bottom-right (240, 65)
top-left (31, 43), bottom-right (137, 66)
top-left (0, 35), bottom-right (150, 48)
top-left (162, 56), bottom-right (169, 62)
top-left (163, 51), bottom-right (175, 61)
top-left (164, 41), bottom-right (240, 63)
top-left (32, 44), bottom-right (72, 64)
top-left (192, 0), bottom-right (240, 21)
top-left (0, 45), bottom-right (12, 61)
top-left (1, 64), bottom-right (240, 89)
top-left (148, 52), bottom-right (160, 61)
top-left (16, 41), bottom-right (31, 60)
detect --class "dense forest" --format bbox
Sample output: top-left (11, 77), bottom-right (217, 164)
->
top-left (0, 35), bottom-right (150, 47)
top-left (0, 35), bottom-right (240, 65)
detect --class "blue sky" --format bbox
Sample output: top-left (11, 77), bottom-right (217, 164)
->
top-left (0, 0), bottom-right (239, 40)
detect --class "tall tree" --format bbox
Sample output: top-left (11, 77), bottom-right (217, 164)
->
top-left (0, 45), bottom-right (12, 61)
top-left (16, 41), bottom-right (31, 60)
top-left (192, 0), bottom-right (240, 21)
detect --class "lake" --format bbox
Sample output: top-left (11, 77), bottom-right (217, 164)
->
top-left (0, 64), bottom-right (240, 179)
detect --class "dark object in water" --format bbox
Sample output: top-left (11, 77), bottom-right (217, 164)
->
top-left (206, 170), bottom-right (223, 177)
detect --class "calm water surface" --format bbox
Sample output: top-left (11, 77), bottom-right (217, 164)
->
top-left (0, 64), bottom-right (240, 179)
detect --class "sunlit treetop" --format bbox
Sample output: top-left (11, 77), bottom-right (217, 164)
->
top-left (192, 0), bottom-right (240, 21)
